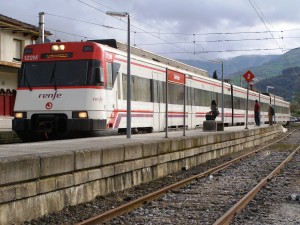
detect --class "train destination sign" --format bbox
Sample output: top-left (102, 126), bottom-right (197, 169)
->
top-left (243, 70), bottom-right (255, 83)
top-left (41, 52), bottom-right (73, 59)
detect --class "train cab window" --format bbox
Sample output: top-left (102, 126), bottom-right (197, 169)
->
top-left (106, 62), bottom-right (113, 89)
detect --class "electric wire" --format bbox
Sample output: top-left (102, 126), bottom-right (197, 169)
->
top-left (75, 0), bottom-right (208, 62)
top-left (249, 0), bottom-right (299, 78)
top-left (44, 9), bottom-right (300, 56)
top-left (41, 0), bottom-right (300, 97)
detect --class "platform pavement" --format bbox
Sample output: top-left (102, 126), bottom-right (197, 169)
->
top-left (0, 124), bottom-right (283, 157)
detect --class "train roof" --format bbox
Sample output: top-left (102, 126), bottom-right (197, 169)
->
top-left (89, 39), bottom-right (208, 78)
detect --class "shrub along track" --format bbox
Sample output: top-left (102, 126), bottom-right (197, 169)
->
top-left (24, 128), bottom-right (299, 225)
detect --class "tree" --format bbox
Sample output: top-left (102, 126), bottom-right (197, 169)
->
top-left (290, 92), bottom-right (300, 116)
top-left (213, 70), bottom-right (218, 80)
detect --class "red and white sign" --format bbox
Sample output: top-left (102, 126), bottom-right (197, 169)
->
top-left (243, 70), bottom-right (255, 83)
top-left (167, 69), bottom-right (185, 85)
top-left (104, 52), bottom-right (115, 62)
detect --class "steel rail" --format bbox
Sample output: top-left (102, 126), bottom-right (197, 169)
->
top-left (214, 144), bottom-right (300, 225)
top-left (76, 129), bottom-right (296, 225)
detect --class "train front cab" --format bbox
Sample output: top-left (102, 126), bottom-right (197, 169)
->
top-left (12, 111), bottom-right (115, 140)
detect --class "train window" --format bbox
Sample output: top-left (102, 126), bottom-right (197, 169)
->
top-left (240, 97), bottom-right (246, 110)
top-left (212, 92), bottom-right (218, 105)
top-left (158, 81), bottom-right (165, 103)
top-left (168, 83), bottom-right (184, 105)
top-left (151, 80), bottom-right (165, 103)
top-left (88, 60), bottom-right (102, 86)
top-left (224, 94), bottom-right (231, 108)
top-left (133, 76), bottom-right (151, 102)
top-left (106, 62), bottom-right (113, 89)
top-left (203, 90), bottom-right (211, 106)
top-left (112, 62), bottom-right (120, 87)
top-left (150, 79), bottom-right (155, 102)
top-left (122, 74), bottom-right (127, 100)
top-left (233, 96), bottom-right (240, 109)
top-left (122, 74), bottom-right (151, 102)
top-left (187, 87), bottom-right (194, 106)
top-left (194, 89), bottom-right (200, 106)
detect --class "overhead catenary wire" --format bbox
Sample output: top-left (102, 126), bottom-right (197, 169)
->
top-left (156, 47), bottom-right (285, 54)
top-left (44, 12), bottom-right (300, 49)
top-left (44, 7), bottom-right (300, 57)
top-left (249, 0), bottom-right (299, 78)
top-left (43, 7), bottom-right (299, 59)
top-left (75, 0), bottom-right (209, 61)
top-left (39, 0), bottom-right (300, 87)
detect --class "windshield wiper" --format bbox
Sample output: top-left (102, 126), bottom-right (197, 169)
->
top-left (50, 63), bottom-right (57, 90)
top-left (22, 66), bottom-right (32, 91)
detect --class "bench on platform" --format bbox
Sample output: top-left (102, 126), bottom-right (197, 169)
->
top-left (203, 120), bottom-right (224, 131)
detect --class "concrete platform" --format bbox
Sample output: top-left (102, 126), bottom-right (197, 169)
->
top-left (0, 124), bottom-right (277, 156)
top-left (0, 116), bottom-right (12, 129)
top-left (0, 124), bottom-right (285, 224)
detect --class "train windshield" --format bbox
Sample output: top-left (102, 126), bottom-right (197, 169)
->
top-left (19, 59), bottom-right (101, 87)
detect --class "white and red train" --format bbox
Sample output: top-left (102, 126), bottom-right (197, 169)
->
top-left (12, 39), bottom-right (290, 140)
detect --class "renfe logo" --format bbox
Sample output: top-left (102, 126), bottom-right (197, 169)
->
top-left (38, 91), bottom-right (62, 100)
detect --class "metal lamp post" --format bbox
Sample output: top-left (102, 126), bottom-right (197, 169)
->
top-left (209, 60), bottom-right (224, 125)
top-left (267, 86), bottom-right (275, 123)
top-left (267, 86), bottom-right (275, 104)
top-left (106, 11), bottom-right (131, 138)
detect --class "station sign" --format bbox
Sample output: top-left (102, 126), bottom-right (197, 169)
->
top-left (243, 70), bottom-right (255, 83)
top-left (167, 69), bottom-right (185, 85)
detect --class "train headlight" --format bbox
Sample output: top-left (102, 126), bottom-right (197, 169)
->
top-left (14, 112), bottom-right (26, 119)
top-left (51, 44), bottom-right (65, 51)
top-left (79, 112), bottom-right (88, 118)
top-left (72, 111), bottom-right (88, 118)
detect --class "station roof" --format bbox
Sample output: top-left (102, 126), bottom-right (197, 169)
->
top-left (0, 14), bottom-right (51, 38)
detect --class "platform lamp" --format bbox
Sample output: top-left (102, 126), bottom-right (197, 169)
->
top-left (106, 11), bottom-right (131, 138)
top-left (209, 60), bottom-right (224, 126)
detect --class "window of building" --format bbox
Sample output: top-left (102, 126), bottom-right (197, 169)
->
top-left (13, 39), bottom-right (22, 61)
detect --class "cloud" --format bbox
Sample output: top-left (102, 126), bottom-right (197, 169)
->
top-left (1, 0), bottom-right (300, 60)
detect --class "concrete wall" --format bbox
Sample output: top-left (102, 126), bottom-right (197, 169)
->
top-left (0, 30), bottom-right (33, 62)
top-left (0, 125), bottom-right (283, 224)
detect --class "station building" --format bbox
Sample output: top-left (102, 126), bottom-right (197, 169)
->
top-left (0, 14), bottom-right (50, 127)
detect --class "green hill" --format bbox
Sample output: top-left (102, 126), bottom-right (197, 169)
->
top-left (228, 48), bottom-right (300, 101)
top-left (178, 48), bottom-right (300, 102)
top-left (230, 48), bottom-right (300, 79)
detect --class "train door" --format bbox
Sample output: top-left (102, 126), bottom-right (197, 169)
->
top-left (152, 72), bottom-right (163, 131)
top-left (106, 62), bottom-right (118, 118)
top-left (186, 80), bottom-right (193, 129)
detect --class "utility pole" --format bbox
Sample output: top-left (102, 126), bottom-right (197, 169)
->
top-left (39, 12), bottom-right (45, 44)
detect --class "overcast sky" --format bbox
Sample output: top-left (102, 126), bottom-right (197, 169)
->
top-left (1, 0), bottom-right (300, 62)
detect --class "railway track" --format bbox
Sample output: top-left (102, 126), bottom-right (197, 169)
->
top-left (75, 129), bottom-right (300, 225)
